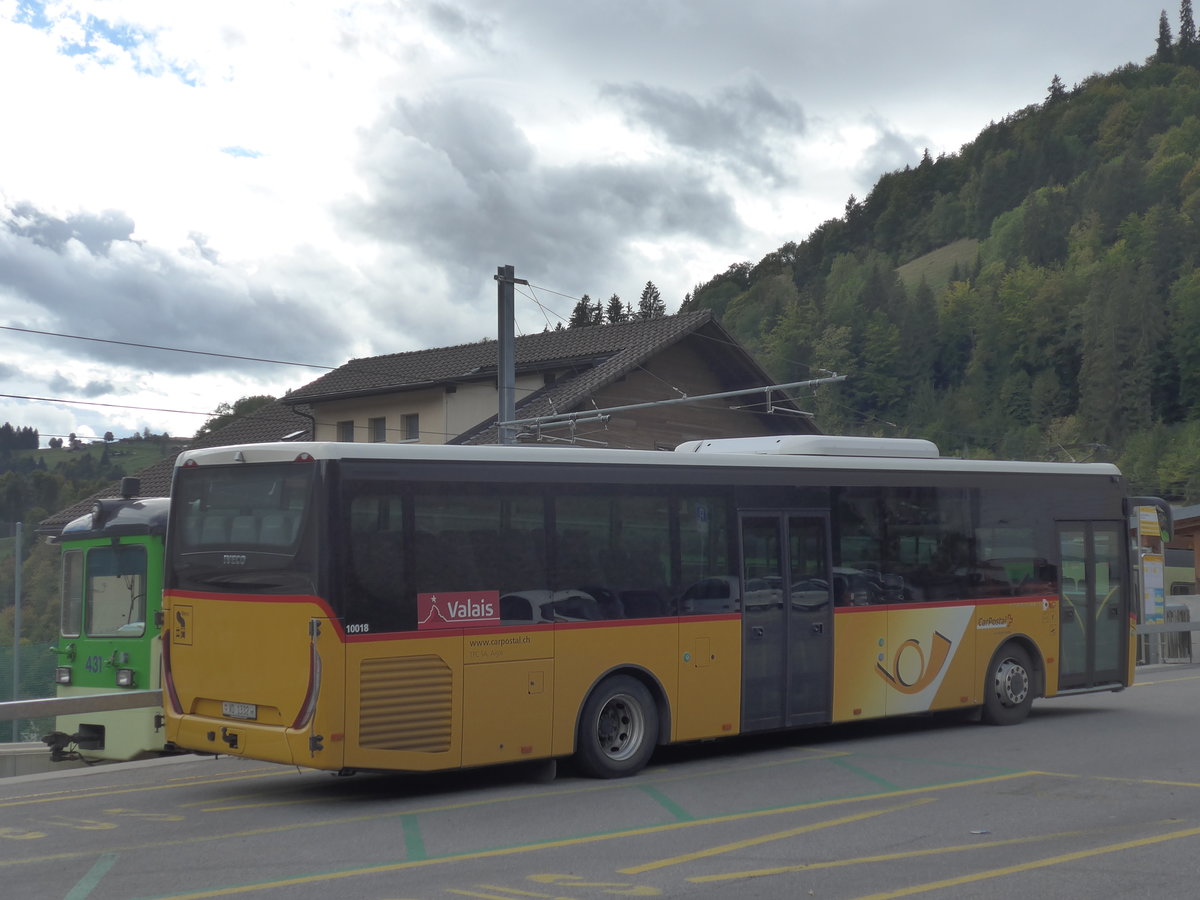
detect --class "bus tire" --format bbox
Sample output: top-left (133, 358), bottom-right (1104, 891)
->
top-left (575, 675), bottom-right (657, 778)
top-left (981, 643), bottom-right (1034, 726)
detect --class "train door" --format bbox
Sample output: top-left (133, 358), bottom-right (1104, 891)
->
top-left (1058, 521), bottom-right (1128, 689)
top-left (740, 513), bottom-right (833, 731)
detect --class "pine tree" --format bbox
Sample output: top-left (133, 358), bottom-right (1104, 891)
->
top-left (1157, 9), bottom-right (1175, 62)
top-left (1181, 0), bottom-right (1198, 66)
top-left (636, 281), bottom-right (666, 320)
top-left (568, 294), bottom-right (596, 328)
top-left (605, 294), bottom-right (627, 324)
top-left (1045, 74), bottom-right (1067, 104)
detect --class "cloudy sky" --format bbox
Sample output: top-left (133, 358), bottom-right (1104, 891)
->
top-left (0, 0), bottom-right (1168, 443)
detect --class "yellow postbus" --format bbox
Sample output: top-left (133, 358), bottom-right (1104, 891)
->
top-left (161, 436), bottom-right (1165, 778)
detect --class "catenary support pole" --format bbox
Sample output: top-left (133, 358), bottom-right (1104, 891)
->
top-left (494, 265), bottom-right (527, 445)
top-left (11, 522), bottom-right (21, 742)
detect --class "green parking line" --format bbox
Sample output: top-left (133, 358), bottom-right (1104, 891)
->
top-left (401, 815), bottom-right (426, 860)
top-left (638, 785), bottom-right (694, 821)
top-left (830, 757), bottom-right (899, 791)
top-left (65, 852), bottom-right (118, 900)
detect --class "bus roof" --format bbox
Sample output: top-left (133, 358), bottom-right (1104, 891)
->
top-left (174, 439), bottom-right (1123, 480)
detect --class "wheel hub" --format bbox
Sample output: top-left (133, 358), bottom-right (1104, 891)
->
top-left (597, 695), bottom-right (644, 760)
top-left (994, 658), bottom-right (1030, 707)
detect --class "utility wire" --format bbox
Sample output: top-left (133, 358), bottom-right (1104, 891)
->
top-left (0, 324), bottom-right (337, 370)
top-left (0, 393), bottom-right (214, 416)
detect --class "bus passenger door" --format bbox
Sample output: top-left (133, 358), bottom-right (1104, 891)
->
top-left (740, 513), bottom-right (833, 731)
top-left (1058, 521), bottom-right (1128, 689)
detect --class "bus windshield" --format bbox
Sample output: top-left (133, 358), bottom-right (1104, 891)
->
top-left (169, 462), bottom-right (318, 595)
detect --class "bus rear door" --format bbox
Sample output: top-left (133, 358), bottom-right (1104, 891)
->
top-left (740, 513), bottom-right (833, 731)
top-left (1058, 521), bottom-right (1128, 689)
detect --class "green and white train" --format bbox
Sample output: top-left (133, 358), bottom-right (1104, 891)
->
top-left (42, 479), bottom-right (171, 762)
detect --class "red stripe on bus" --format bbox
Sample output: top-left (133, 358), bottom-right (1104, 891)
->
top-left (834, 594), bottom-right (1056, 614)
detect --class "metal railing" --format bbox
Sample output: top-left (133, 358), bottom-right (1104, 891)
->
top-left (0, 690), bottom-right (160, 723)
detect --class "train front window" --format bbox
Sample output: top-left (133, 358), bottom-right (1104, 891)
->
top-left (62, 549), bottom-right (83, 637)
top-left (85, 545), bottom-right (147, 637)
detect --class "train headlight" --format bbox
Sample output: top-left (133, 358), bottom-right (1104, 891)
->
top-left (55, 667), bottom-right (72, 685)
top-left (116, 668), bottom-right (135, 688)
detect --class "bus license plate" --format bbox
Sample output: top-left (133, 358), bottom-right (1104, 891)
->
top-left (222, 701), bottom-right (257, 720)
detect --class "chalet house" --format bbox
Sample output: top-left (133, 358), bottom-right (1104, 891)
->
top-left (40, 310), bottom-right (819, 534)
top-left (280, 309), bottom-right (819, 450)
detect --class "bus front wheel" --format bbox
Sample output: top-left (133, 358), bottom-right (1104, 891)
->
top-left (981, 643), bottom-right (1035, 726)
top-left (575, 675), bottom-right (657, 778)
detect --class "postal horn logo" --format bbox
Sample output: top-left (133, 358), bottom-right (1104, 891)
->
top-left (875, 631), bottom-right (952, 694)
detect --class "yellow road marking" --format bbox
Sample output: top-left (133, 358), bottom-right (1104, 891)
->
top-left (621, 798), bottom-right (936, 874)
top-left (1048, 773), bottom-right (1200, 789)
top-left (1131, 672), bottom-right (1200, 686)
top-left (525, 875), bottom-right (660, 895)
top-left (0, 753), bottom-right (880, 868)
top-left (474, 884), bottom-right (567, 897)
top-left (0, 770), bottom-right (291, 809)
top-left (188, 747), bottom-right (848, 813)
top-left (102, 772), bottom-right (1037, 898)
top-left (0, 746), bottom-right (846, 815)
top-left (687, 830), bottom-right (1085, 882)
top-left (849, 823), bottom-right (1200, 899)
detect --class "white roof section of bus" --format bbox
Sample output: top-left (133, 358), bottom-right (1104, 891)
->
top-left (176, 439), bottom-right (1123, 479)
top-left (675, 435), bottom-right (940, 458)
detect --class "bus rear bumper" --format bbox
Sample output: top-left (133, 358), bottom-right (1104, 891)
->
top-left (167, 715), bottom-right (343, 771)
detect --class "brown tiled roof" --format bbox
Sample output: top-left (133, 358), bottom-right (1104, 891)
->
top-left (37, 400), bottom-right (312, 535)
top-left (284, 310), bottom-right (717, 404)
top-left (282, 310), bottom-right (813, 444)
top-left (453, 311), bottom-right (816, 445)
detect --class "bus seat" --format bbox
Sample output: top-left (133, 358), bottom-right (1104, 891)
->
top-left (500, 594), bottom-right (534, 623)
top-left (353, 532), bottom-right (404, 602)
top-left (230, 515), bottom-right (260, 544)
top-left (557, 529), bottom-right (601, 585)
top-left (581, 585), bottom-right (624, 618)
top-left (199, 515), bottom-right (231, 544)
top-left (261, 511), bottom-right (299, 545)
top-left (620, 589), bottom-right (665, 619)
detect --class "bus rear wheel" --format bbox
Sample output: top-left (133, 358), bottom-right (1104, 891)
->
top-left (575, 675), bottom-right (657, 778)
top-left (982, 643), bottom-right (1035, 726)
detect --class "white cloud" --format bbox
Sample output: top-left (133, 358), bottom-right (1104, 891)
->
top-left (0, 0), bottom-right (1171, 444)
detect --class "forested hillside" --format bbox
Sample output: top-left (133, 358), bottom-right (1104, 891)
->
top-left (682, 45), bottom-right (1200, 501)
top-left (0, 434), bottom-right (176, 646)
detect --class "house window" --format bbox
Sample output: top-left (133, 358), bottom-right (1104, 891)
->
top-left (369, 417), bottom-right (386, 443)
top-left (336, 420), bottom-right (355, 442)
top-left (402, 414), bottom-right (419, 442)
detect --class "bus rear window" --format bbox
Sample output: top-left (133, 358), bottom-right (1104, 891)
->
top-left (169, 463), bottom-right (318, 595)
top-left (175, 464), bottom-right (312, 551)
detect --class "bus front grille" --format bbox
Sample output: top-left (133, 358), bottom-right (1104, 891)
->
top-left (358, 655), bottom-right (453, 751)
